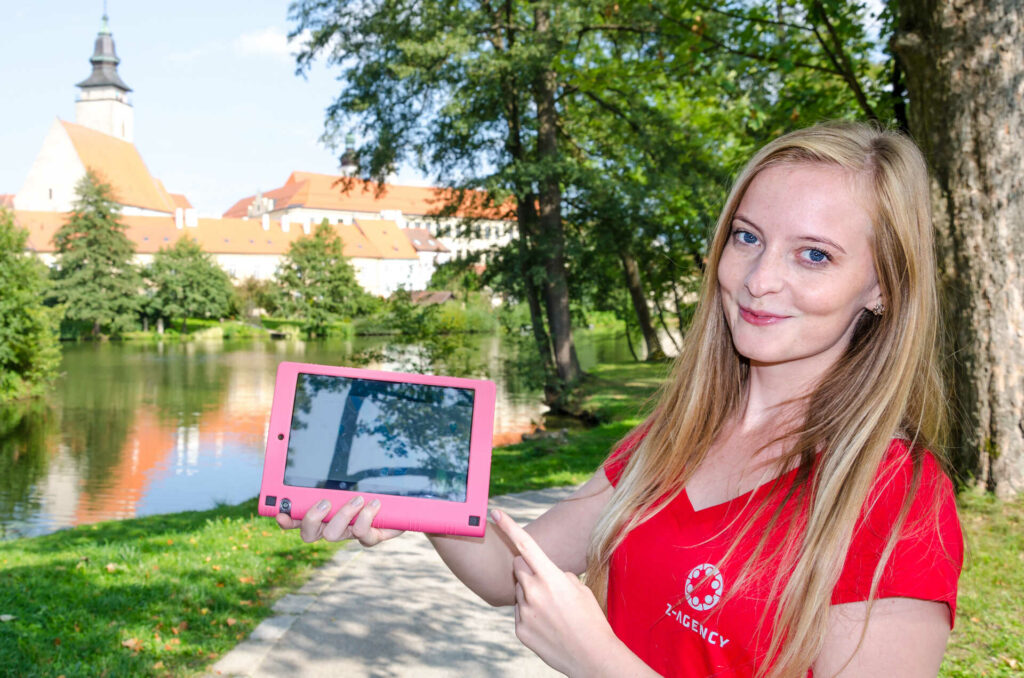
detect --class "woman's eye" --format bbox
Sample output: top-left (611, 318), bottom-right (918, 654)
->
top-left (802, 248), bottom-right (831, 264)
top-left (734, 230), bottom-right (759, 245)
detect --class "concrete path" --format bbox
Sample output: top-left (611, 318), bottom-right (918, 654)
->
top-left (208, 487), bottom-right (577, 678)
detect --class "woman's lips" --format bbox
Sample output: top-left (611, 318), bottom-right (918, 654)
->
top-left (739, 305), bottom-right (789, 326)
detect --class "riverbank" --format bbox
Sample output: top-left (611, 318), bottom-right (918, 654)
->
top-left (0, 361), bottom-right (1020, 676)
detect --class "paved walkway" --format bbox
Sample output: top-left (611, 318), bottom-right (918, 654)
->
top-left (207, 487), bottom-right (576, 678)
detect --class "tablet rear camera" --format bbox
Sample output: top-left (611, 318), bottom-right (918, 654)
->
top-left (279, 498), bottom-right (292, 514)
top-left (277, 433), bottom-right (284, 440)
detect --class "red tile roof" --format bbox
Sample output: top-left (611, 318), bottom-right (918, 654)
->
top-left (404, 227), bottom-right (449, 253)
top-left (169, 193), bottom-right (193, 209)
top-left (61, 121), bottom-right (176, 213)
top-left (223, 171), bottom-right (514, 220)
top-left (355, 218), bottom-right (418, 259)
top-left (0, 194), bottom-right (13, 208)
top-left (12, 211), bottom-right (427, 260)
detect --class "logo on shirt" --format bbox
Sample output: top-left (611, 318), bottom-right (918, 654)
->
top-left (685, 563), bottom-right (724, 611)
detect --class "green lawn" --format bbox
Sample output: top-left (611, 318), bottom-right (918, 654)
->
top-left (0, 359), bottom-right (1020, 676)
top-left (0, 502), bottom-right (339, 677)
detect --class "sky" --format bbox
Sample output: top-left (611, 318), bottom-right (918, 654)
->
top-left (0, 1), bottom-right (431, 215)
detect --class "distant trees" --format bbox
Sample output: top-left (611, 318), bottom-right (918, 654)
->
top-left (49, 170), bottom-right (142, 339)
top-left (0, 210), bottom-right (61, 403)
top-left (275, 219), bottom-right (367, 337)
top-left (145, 237), bottom-right (235, 333)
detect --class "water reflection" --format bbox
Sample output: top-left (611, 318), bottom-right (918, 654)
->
top-left (1, 331), bottom-right (636, 539)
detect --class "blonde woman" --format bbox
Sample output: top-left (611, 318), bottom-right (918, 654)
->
top-left (280, 122), bottom-right (963, 677)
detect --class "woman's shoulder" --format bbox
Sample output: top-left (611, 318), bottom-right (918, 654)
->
top-left (870, 437), bottom-right (955, 504)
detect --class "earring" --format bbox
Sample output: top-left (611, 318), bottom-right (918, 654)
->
top-left (871, 302), bottom-right (885, 316)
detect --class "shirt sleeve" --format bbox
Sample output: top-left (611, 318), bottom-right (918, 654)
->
top-left (603, 427), bottom-right (648, 487)
top-left (831, 440), bottom-right (964, 627)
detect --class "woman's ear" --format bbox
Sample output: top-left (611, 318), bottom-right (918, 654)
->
top-left (865, 283), bottom-right (884, 315)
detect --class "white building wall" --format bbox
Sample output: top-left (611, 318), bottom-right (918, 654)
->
top-left (213, 254), bottom-right (283, 280)
top-left (75, 87), bottom-right (134, 143)
top-left (14, 120), bottom-right (86, 212)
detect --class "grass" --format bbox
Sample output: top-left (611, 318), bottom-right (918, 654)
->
top-left (942, 491), bottom-right (1024, 677)
top-left (1, 358), bottom-right (1019, 676)
top-left (0, 499), bottom-right (340, 677)
top-left (489, 361), bottom-right (669, 495)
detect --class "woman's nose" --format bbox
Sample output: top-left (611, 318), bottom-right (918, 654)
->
top-left (744, 251), bottom-right (786, 297)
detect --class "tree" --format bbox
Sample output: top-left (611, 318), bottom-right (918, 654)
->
top-left (50, 170), bottom-right (142, 338)
top-left (894, 0), bottom-right (1024, 497)
top-left (234, 276), bottom-right (280, 318)
top-left (275, 219), bottom-right (366, 337)
top-left (289, 0), bottom-right (608, 394)
top-left (146, 236), bottom-right (235, 333)
top-left (0, 210), bottom-right (61, 402)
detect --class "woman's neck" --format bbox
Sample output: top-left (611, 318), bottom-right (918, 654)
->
top-left (737, 363), bottom-right (821, 433)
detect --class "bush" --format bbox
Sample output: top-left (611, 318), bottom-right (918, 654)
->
top-left (0, 210), bottom-right (61, 402)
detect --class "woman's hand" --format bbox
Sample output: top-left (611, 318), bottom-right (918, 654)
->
top-left (276, 497), bottom-right (404, 546)
top-left (489, 508), bottom-right (655, 678)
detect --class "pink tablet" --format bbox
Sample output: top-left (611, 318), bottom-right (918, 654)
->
top-left (258, 362), bottom-right (496, 537)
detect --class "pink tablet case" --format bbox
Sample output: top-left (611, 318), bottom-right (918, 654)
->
top-left (258, 362), bottom-right (495, 537)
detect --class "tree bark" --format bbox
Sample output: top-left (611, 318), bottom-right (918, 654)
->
top-left (500, 6), bottom-right (557, 400)
top-left (533, 4), bottom-right (583, 386)
top-left (895, 0), bottom-right (1024, 497)
top-left (619, 250), bottom-right (666, 360)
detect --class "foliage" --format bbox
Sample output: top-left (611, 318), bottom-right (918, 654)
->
top-left (0, 498), bottom-right (340, 677)
top-left (233, 276), bottom-right (279, 318)
top-left (275, 220), bottom-right (366, 337)
top-left (145, 237), bottom-right (234, 333)
top-left (427, 257), bottom-right (483, 298)
top-left (0, 210), bottom-right (61, 402)
top-left (49, 170), bottom-right (142, 339)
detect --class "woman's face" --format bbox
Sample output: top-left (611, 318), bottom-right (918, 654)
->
top-left (717, 163), bottom-right (882, 378)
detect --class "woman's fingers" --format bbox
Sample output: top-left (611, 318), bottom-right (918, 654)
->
top-left (299, 499), bottom-right (332, 542)
top-left (490, 508), bottom-right (561, 578)
top-left (350, 498), bottom-right (383, 545)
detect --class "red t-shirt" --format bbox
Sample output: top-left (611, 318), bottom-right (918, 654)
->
top-left (603, 437), bottom-right (963, 678)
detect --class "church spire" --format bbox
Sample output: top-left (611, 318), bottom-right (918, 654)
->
top-left (74, 10), bottom-right (135, 142)
top-left (76, 12), bottom-right (132, 92)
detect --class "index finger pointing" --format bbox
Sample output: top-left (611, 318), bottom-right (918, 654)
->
top-left (490, 508), bottom-right (561, 577)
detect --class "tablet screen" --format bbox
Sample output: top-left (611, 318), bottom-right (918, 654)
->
top-left (283, 373), bottom-right (474, 502)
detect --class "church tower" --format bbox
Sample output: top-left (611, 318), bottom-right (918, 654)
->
top-left (75, 13), bottom-right (134, 142)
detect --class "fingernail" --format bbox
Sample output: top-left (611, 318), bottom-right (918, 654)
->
top-left (316, 500), bottom-right (329, 511)
top-left (490, 509), bottom-right (502, 523)
top-left (349, 496), bottom-right (364, 507)
top-left (370, 499), bottom-right (380, 508)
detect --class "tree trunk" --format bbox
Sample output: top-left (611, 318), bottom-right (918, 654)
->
top-left (499, 20), bottom-right (558, 400)
top-left (517, 202), bottom-right (557, 373)
top-left (620, 251), bottom-right (666, 361)
top-left (533, 5), bottom-right (582, 387)
top-left (895, 0), bottom-right (1024, 497)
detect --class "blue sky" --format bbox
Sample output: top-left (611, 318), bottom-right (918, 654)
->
top-left (0, 1), bottom-right (430, 214)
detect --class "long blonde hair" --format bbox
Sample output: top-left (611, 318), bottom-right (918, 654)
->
top-left (585, 121), bottom-right (947, 677)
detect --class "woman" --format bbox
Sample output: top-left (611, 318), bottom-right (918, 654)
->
top-left (279, 122), bottom-right (963, 677)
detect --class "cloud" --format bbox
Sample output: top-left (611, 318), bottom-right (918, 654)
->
top-left (232, 27), bottom-right (310, 61)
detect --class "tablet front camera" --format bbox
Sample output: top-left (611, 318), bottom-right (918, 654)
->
top-left (279, 498), bottom-right (292, 514)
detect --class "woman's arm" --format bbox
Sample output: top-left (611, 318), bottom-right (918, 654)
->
top-left (812, 598), bottom-right (951, 677)
top-left (428, 470), bottom-right (614, 606)
top-left (491, 507), bottom-right (659, 677)
top-left (277, 469), bottom-right (615, 608)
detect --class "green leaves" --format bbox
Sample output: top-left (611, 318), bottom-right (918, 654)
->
top-left (145, 237), bottom-right (234, 332)
top-left (49, 170), bottom-right (142, 339)
top-left (274, 220), bottom-right (366, 337)
top-left (0, 210), bottom-right (61, 403)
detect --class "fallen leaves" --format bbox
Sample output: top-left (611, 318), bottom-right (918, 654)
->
top-left (121, 637), bottom-right (143, 652)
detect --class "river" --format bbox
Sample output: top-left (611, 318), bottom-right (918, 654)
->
top-left (0, 330), bottom-right (635, 539)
